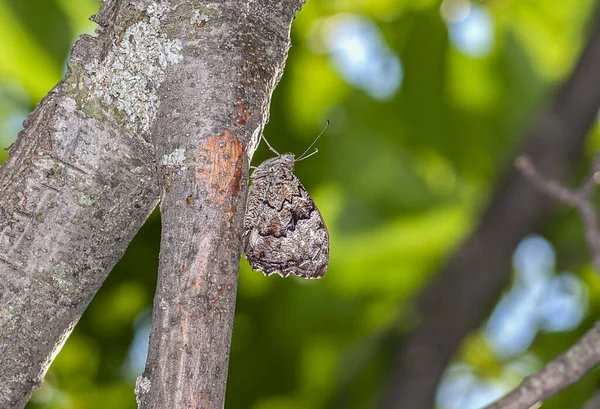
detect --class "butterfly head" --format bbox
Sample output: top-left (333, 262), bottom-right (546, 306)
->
top-left (253, 120), bottom-right (329, 180)
top-left (251, 154), bottom-right (295, 180)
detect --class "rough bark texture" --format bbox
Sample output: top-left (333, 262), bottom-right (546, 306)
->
top-left (0, 1), bottom-right (166, 407)
top-left (0, 0), bottom-right (301, 406)
top-left (134, 1), bottom-right (304, 408)
top-left (381, 8), bottom-right (600, 409)
top-left (484, 322), bottom-right (600, 409)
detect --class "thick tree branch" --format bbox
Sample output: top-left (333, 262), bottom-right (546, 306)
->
top-left (0, 1), bottom-right (164, 407)
top-left (381, 7), bottom-right (600, 409)
top-left (483, 322), bottom-right (600, 409)
top-left (134, 1), bottom-right (304, 408)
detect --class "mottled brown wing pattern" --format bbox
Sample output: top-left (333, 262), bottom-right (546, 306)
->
top-left (243, 156), bottom-right (329, 279)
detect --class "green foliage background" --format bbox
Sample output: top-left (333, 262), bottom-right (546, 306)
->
top-left (2, 0), bottom-right (600, 408)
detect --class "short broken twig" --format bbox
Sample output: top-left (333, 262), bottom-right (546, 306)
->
top-left (516, 153), bottom-right (600, 271)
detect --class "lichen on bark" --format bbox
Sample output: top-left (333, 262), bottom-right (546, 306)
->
top-left (66, 2), bottom-right (183, 134)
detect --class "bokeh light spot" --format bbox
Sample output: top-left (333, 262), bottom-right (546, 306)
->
top-left (322, 14), bottom-right (403, 100)
top-left (443, 2), bottom-right (495, 58)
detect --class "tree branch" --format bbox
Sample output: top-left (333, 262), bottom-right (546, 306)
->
top-left (134, 1), bottom-right (305, 408)
top-left (517, 153), bottom-right (600, 271)
top-left (0, 1), bottom-right (163, 407)
top-left (381, 7), bottom-right (600, 409)
top-left (483, 322), bottom-right (600, 409)
top-left (481, 151), bottom-right (600, 408)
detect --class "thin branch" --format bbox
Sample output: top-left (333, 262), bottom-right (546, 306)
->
top-left (514, 156), bottom-right (580, 206)
top-left (516, 154), bottom-right (600, 271)
top-left (483, 322), bottom-right (600, 409)
top-left (578, 153), bottom-right (600, 196)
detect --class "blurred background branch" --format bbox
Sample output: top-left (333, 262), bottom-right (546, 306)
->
top-left (479, 149), bottom-right (600, 408)
top-left (381, 4), bottom-right (600, 409)
top-left (517, 154), bottom-right (600, 271)
top-left (483, 321), bottom-right (600, 409)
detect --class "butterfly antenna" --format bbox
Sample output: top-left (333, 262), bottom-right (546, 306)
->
top-left (296, 120), bottom-right (329, 161)
top-left (296, 148), bottom-right (319, 162)
top-left (261, 133), bottom-right (280, 156)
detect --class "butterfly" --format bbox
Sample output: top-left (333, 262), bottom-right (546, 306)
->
top-left (243, 122), bottom-right (330, 279)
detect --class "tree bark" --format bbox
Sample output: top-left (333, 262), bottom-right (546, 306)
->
top-left (0, 0), bottom-right (304, 408)
top-left (381, 7), bottom-right (600, 409)
top-left (0, 1), bottom-right (162, 407)
top-left (133, 1), bottom-right (304, 408)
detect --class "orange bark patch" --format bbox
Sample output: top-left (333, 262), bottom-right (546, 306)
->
top-left (194, 131), bottom-right (244, 208)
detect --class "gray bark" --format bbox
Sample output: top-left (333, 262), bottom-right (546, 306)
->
top-left (0, 2), bottom-right (162, 407)
top-left (381, 6), bottom-right (600, 409)
top-left (0, 0), bottom-right (303, 408)
top-left (127, 1), bottom-right (304, 408)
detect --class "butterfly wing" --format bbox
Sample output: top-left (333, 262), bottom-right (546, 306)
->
top-left (243, 170), bottom-right (329, 279)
